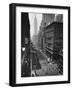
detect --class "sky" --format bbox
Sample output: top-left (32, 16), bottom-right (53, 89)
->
top-left (29, 13), bottom-right (42, 39)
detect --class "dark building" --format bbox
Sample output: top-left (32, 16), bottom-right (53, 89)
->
top-left (21, 13), bottom-right (31, 77)
top-left (38, 22), bottom-right (63, 56)
top-left (21, 13), bottom-right (30, 48)
top-left (38, 14), bottom-right (55, 51)
top-left (38, 14), bottom-right (63, 74)
top-left (41, 14), bottom-right (55, 26)
top-left (38, 14), bottom-right (63, 57)
top-left (44, 22), bottom-right (63, 62)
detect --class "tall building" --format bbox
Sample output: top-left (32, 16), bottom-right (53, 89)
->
top-left (38, 14), bottom-right (63, 74)
top-left (38, 14), bottom-right (63, 51)
top-left (54, 14), bottom-right (63, 22)
top-left (21, 13), bottom-right (30, 48)
top-left (32, 16), bottom-right (38, 48)
top-left (41, 14), bottom-right (55, 27)
top-left (34, 16), bottom-right (38, 35)
top-left (21, 13), bottom-right (30, 77)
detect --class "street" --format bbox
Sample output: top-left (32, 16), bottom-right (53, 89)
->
top-left (32, 48), bottom-right (60, 76)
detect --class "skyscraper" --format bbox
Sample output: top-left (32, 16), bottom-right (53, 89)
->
top-left (31, 16), bottom-right (38, 47)
top-left (34, 16), bottom-right (38, 35)
top-left (41, 14), bottom-right (55, 27)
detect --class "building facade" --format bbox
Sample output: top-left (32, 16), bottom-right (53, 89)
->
top-left (38, 14), bottom-right (63, 55)
top-left (37, 14), bottom-right (63, 74)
